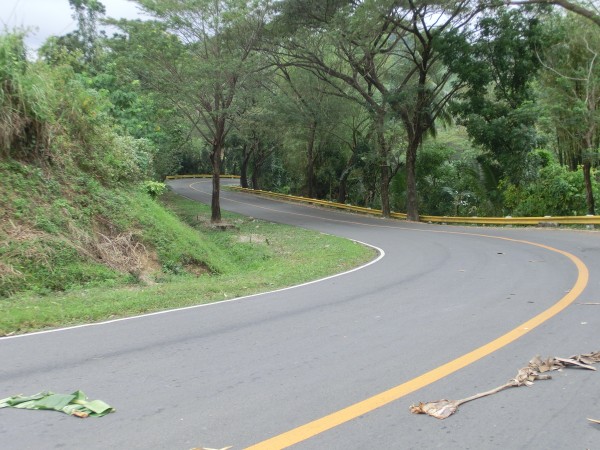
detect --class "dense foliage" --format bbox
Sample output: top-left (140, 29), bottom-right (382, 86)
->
top-left (101, 0), bottom-right (598, 220)
top-left (0, 13), bottom-right (373, 304)
top-left (0, 31), bottom-right (225, 298)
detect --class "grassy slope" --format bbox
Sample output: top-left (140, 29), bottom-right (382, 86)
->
top-left (0, 160), bottom-right (233, 296)
top-left (0, 162), bottom-right (375, 335)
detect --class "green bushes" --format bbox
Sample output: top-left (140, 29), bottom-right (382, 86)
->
top-left (0, 31), bottom-right (200, 298)
top-left (0, 235), bottom-right (124, 296)
top-left (0, 144), bottom-right (245, 298)
top-left (399, 141), bottom-right (597, 218)
top-left (501, 150), bottom-right (598, 216)
top-left (0, 32), bottom-right (154, 185)
top-left (0, 33), bottom-right (54, 158)
top-left (394, 142), bottom-right (496, 217)
top-left (0, 159), bottom-right (232, 297)
top-left (142, 180), bottom-right (167, 199)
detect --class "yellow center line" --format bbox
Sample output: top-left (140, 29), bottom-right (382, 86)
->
top-left (182, 180), bottom-right (589, 449)
top-left (246, 246), bottom-right (587, 450)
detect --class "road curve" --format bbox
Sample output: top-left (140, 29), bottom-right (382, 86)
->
top-left (1, 178), bottom-right (599, 449)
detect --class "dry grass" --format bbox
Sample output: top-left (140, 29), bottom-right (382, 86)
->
top-left (67, 218), bottom-right (161, 283)
top-left (184, 260), bottom-right (210, 276)
top-left (0, 93), bottom-right (51, 160)
top-left (4, 219), bottom-right (47, 241)
top-left (1, 218), bottom-right (160, 289)
top-left (0, 261), bottom-right (23, 280)
top-left (1, 217), bottom-right (161, 287)
top-left (238, 234), bottom-right (268, 244)
top-left (1, 220), bottom-right (54, 268)
top-left (95, 232), bottom-right (148, 273)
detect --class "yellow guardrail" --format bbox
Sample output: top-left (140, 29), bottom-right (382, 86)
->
top-left (166, 176), bottom-right (599, 226)
top-left (420, 215), bottom-right (600, 225)
top-left (229, 186), bottom-right (405, 218)
top-left (228, 186), bottom-right (600, 226)
top-left (165, 174), bottom-right (241, 180)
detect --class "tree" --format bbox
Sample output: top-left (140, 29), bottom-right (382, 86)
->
top-left (273, 64), bottom-right (358, 197)
top-left (537, 13), bottom-right (600, 214)
top-left (330, 109), bottom-right (372, 204)
top-left (269, 1), bottom-right (404, 216)
top-left (227, 70), bottom-right (284, 190)
top-left (271, 0), bottom-right (483, 220)
top-left (39, 0), bottom-right (107, 70)
top-left (383, 0), bottom-right (482, 221)
top-left (439, 7), bottom-right (545, 185)
top-left (69, 0), bottom-right (106, 64)
top-left (118, 0), bottom-right (270, 222)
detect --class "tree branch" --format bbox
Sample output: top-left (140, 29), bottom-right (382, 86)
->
top-left (507, 0), bottom-right (600, 28)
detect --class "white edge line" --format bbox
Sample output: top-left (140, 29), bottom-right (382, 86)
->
top-left (2, 240), bottom-right (385, 340)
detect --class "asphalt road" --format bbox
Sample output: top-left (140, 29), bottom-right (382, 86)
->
top-left (1, 178), bottom-right (599, 450)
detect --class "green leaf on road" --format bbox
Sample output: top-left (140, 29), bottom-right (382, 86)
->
top-left (0, 391), bottom-right (114, 418)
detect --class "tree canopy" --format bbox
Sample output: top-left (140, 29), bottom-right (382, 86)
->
top-left (2, 0), bottom-right (599, 220)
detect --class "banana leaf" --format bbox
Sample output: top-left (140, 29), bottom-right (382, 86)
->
top-left (0, 391), bottom-right (114, 418)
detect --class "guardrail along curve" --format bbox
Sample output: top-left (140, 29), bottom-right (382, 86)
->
top-left (227, 186), bottom-right (600, 226)
top-left (166, 175), bottom-right (600, 226)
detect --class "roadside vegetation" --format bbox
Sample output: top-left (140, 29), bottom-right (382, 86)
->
top-left (0, 30), bottom-right (374, 335)
top-left (0, 190), bottom-right (373, 336)
top-left (105, 0), bottom-right (599, 221)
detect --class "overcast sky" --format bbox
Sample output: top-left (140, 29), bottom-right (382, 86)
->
top-left (0, 0), bottom-right (146, 50)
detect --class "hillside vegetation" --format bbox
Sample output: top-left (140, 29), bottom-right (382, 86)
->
top-left (0, 32), bottom-right (222, 297)
top-left (0, 160), bottom-right (233, 298)
top-left (0, 32), bottom-right (373, 333)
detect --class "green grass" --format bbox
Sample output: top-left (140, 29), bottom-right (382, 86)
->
top-left (0, 159), bottom-right (237, 298)
top-left (0, 190), bottom-right (375, 335)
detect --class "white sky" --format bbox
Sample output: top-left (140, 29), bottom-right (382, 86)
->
top-left (0, 0), bottom-right (145, 50)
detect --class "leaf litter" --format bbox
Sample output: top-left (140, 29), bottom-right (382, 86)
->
top-left (410, 350), bottom-right (600, 420)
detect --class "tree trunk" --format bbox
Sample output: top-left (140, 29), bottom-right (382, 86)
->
top-left (306, 120), bottom-right (317, 198)
top-left (251, 155), bottom-right (261, 190)
top-left (337, 167), bottom-right (351, 203)
top-left (240, 144), bottom-right (250, 188)
top-left (583, 161), bottom-right (595, 215)
top-left (405, 137), bottom-right (419, 222)
top-left (210, 146), bottom-right (222, 223)
top-left (374, 112), bottom-right (391, 217)
top-left (380, 161), bottom-right (390, 217)
top-left (338, 147), bottom-right (359, 204)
